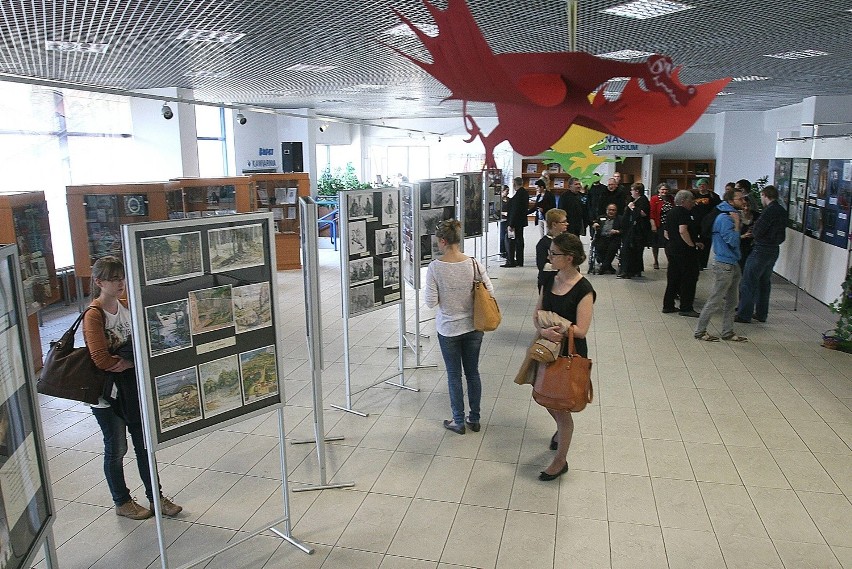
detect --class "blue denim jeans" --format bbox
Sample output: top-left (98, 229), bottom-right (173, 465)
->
top-left (437, 330), bottom-right (484, 425)
top-left (91, 405), bottom-right (154, 506)
top-left (737, 245), bottom-right (779, 321)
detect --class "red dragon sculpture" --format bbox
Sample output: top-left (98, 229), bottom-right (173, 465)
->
top-left (386, 0), bottom-right (731, 167)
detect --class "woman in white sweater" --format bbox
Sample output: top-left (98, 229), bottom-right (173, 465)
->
top-left (424, 220), bottom-right (495, 434)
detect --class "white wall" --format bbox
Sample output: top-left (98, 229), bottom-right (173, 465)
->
top-left (232, 111), bottom-right (280, 174)
top-left (713, 111), bottom-right (777, 193)
top-left (129, 88), bottom-right (197, 180)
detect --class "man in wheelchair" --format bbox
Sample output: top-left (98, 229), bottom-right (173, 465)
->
top-left (591, 204), bottom-right (622, 274)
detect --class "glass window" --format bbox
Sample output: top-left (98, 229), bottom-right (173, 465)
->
top-left (63, 91), bottom-right (132, 134)
top-left (198, 139), bottom-right (227, 177)
top-left (196, 106), bottom-right (224, 138)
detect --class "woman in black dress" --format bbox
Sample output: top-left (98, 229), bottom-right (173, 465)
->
top-left (617, 182), bottom-right (651, 278)
top-left (534, 233), bottom-right (596, 481)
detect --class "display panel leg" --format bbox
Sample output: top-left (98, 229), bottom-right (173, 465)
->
top-left (42, 529), bottom-right (59, 569)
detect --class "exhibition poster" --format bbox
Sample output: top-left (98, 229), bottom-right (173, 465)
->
top-left (787, 158), bottom-right (809, 231)
top-left (123, 215), bottom-right (283, 448)
top-left (341, 189), bottom-right (403, 317)
top-left (417, 179), bottom-right (458, 265)
top-left (457, 172), bottom-right (484, 238)
top-left (773, 158), bottom-right (792, 211)
top-left (801, 158), bottom-right (852, 247)
top-left (401, 183), bottom-right (417, 288)
top-left (0, 245), bottom-right (53, 569)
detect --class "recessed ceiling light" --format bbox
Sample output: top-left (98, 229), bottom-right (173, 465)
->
top-left (385, 22), bottom-right (439, 37)
top-left (321, 99), bottom-right (347, 103)
top-left (764, 49), bottom-right (829, 59)
top-left (176, 29), bottom-right (245, 44)
top-left (285, 63), bottom-right (337, 72)
top-left (601, 0), bottom-right (694, 20)
top-left (598, 49), bottom-right (655, 60)
top-left (716, 92), bottom-right (733, 96)
top-left (342, 84), bottom-right (386, 92)
top-left (45, 40), bottom-right (109, 54)
top-left (731, 75), bottom-right (770, 82)
top-left (184, 70), bottom-right (230, 79)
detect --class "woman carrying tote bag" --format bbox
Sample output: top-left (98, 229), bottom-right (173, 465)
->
top-left (533, 233), bottom-right (596, 481)
top-left (83, 256), bottom-right (182, 520)
top-left (424, 219), bottom-right (494, 435)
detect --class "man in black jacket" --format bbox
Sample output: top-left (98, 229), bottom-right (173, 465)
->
top-left (599, 177), bottom-right (627, 216)
top-left (503, 176), bottom-right (529, 267)
top-left (736, 185), bottom-right (786, 323)
top-left (557, 178), bottom-right (588, 236)
top-left (591, 203), bottom-right (622, 274)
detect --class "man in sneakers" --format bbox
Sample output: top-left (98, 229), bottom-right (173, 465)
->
top-left (694, 187), bottom-right (748, 342)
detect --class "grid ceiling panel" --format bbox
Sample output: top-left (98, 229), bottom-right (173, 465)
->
top-left (0, 0), bottom-right (848, 121)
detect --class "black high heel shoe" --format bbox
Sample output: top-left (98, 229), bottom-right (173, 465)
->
top-left (539, 463), bottom-right (569, 481)
top-left (549, 432), bottom-right (558, 450)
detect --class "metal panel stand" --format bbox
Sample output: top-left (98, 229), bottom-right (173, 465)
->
top-left (292, 196), bottom-right (354, 491)
top-left (43, 530), bottom-right (59, 568)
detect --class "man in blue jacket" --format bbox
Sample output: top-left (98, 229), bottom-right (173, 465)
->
top-left (736, 185), bottom-right (786, 323)
top-left (694, 187), bottom-right (748, 342)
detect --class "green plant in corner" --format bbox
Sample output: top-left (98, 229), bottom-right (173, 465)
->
top-left (826, 266), bottom-right (852, 351)
top-left (750, 175), bottom-right (768, 211)
top-left (317, 162), bottom-right (372, 197)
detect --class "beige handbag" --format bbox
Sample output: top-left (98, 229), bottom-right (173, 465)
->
top-left (472, 259), bottom-right (501, 331)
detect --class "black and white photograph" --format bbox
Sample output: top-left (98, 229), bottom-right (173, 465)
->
top-left (208, 223), bottom-right (265, 272)
top-left (141, 231), bottom-right (204, 285)
top-left (430, 180), bottom-right (455, 207)
top-left (349, 282), bottom-right (376, 316)
top-left (145, 299), bottom-right (192, 357)
top-left (382, 191), bottom-right (398, 225)
top-left (375, 227), bottom-right (399, 255)
top-left (346, 193), bottom-right (375, 219)
top-left (286, 187), bottom-right (298, 204)
top-left (188, 284), bottom-right (234, 335)
top-left (155, 367), bottom-right (202, 432)
top-left (348, 258), bottom-right (375, 285)
top-left (382, 257), bottom-right (400, 288)
top-left (462, 173), bottom-right (484, 237)
top-left (232, 282), bottom-right (272, 333)
top-left (199, 355), bottom-right (243, 418)
top-left (274, 187), bottom-right (288, 203)
top-left (240, 345), bottom-right (279, 403)
top-left (348, 220), bottom-right (367, 255)
top-left (419, 208), bottom-right (448, 236)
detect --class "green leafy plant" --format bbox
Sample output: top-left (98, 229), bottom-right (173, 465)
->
top-left (828, 267), bottom-right (852, 345)
top-left (317, 162), bottom-right (372, 196)
top-left (751, 175), bottom-right (768, 211)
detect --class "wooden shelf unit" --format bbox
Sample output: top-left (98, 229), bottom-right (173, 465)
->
top-left (165, 176), bottom-right (254, 218)
top-left (67, 182), bottom-right (171, 281)
top-left (249, 173), bottom-right (311, 270)
top-left (658, 159), bottom-right (716, 191)
top-left (0, 191), bottom-right (62, 370)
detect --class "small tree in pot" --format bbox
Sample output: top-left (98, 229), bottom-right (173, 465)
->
top-left (824, 266), bottom-right (852, 353)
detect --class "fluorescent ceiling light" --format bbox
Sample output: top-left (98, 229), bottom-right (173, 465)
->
top-left (45, 40), bottom-right (109, 54)
top-left (176, 29), bottom-right (245, 44)
top-left (342, 84), bottom-right (386, 92)
top-left (598, 49), bottom-right (654, 60)
top-left (184, 70), bottom-right (230, 78)
top-left (731, 75), bottom-right (770, 82)
top-left (385, 23), bottom-right (439, 37)
top-left (716, 92), bottom-right (733, 96)
top-left (285, 64), bottom-right (337, 72)
top-left (764, 49), bottom-right (829, 59)
top-left (601, 0), bottom-right (694, 20)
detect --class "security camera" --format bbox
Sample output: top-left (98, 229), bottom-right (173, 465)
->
top-left (318, 125), bottom-right (327, 132)
top-left (161, 103), bottom-right (173, 120)
top-left (236, 113), bottom-right (246, 125)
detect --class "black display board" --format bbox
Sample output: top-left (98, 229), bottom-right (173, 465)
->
top-left (122, 215), bottom-right (283, 449)
top-left (340, 189), bottom-right (403, 317)
top-left (787, 158), bottom-right (810, 231)
top-left (804, 159), bottom-right (852, 248)
top-left (0, 244), bottom-right (54, 569)
top-left (457, 172), bottom-right (484, 238)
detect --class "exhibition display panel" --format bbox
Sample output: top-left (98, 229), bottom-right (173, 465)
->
top-left (0, 243), bottom-right (58, 569)
top-left (400, 178), bottom-right (458, 289)
top-left (457, 172), bottom-right (485, 239)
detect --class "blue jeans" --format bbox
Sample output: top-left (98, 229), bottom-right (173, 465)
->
top-left (91, 405), bottom-right (155, 506)
top-left (737, 245), bottom-right (779, 321)
top-left (437, 330), bottom-right (484, 425)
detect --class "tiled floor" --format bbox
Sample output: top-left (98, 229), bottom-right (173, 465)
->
top-left (33, 227), bottom-right (852, 569)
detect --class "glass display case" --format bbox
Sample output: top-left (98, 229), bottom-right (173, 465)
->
top-left (249, 173), bottom-right (311, 269)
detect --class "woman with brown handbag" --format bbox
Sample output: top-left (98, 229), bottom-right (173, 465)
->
top-left (533, 233), bottom-right (596, 480)
top-left (83, 256), bottom-right (182, 519)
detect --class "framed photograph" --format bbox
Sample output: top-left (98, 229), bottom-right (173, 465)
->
top-left (155, 367), bottom-right (202, 432)
top-left (240, 345), bottom-right (279, 403)
top-left (208, 223), bottom-right (265, 272)
top-left (374, 227), bottom-right (399, 255)
top-left (285, 187), bottom-right (298, 204)
top-left (349, 257), bottom-right (375, 285)
top-left (123, 194), bottom-right (148, 216)
top-left (349, 282), bottom-right (376, 316)
top-left (348, 220), bottom-right (367, 255)
top-left (145, 299), bottom-right (192, 357)
top-left (274, 187), bottom-right (288, 203)
top-left (199, 355), bottom-right (243, 418)
top-left (346, 193), bottom-right (375, 219)
top-left (141, 232), bottom-right (204, 285)
top-left (232, 282), bottom-right (272, 333)
top-left (430, 180), bottom-right (455, 207)
top-left (382, 191), bottom-right (398, 225)
top-left (188, 284), bottom-right (234, 334)
top-left (383, 257), bottom-right (400, 288)
top-left (419, 208), bottom-right (447, 236)
top-left (526, 163), bottom-right (538, 174)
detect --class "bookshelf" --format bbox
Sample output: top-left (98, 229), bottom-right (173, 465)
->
top-left (658, 159), bottom-right (716, 191)
top-left (248, 173), bottom-right (311, 270)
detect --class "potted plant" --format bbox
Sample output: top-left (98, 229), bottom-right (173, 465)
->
top-left (316, 163), bottom-right (373, 237)
top-left (824, 266), bottom-right (852, 353)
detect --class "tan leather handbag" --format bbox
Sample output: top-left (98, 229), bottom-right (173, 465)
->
top-left (472, 259), bottom-right (501, 331)
top-left (532, 328), bottom-right (593, 412)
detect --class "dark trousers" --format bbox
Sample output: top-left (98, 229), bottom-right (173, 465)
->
top-left (698, 237), bottom-right (712, 269)
top-left (505, 226), bottom-right (525, 266)
top-left (737, 245), bottom-right (779, 321)
top-left (91, 405), bottom-right (155, 506)
top-left (664, 249), bottom-right (700, 311)
top-left (499, 221), bottom-right (508, 255)
top-left (596, 235), bottom-right (620, 269)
